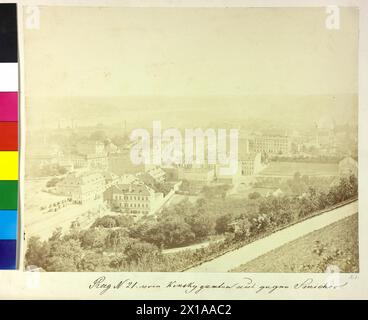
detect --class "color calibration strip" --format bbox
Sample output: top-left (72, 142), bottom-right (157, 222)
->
top-left (0, 3), bottom-right (19, 269)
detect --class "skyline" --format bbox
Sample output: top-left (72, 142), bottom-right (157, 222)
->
top-left (24, 7), bottom-right (358, 98)
top-left (25, 93), bottom-right (358, 130)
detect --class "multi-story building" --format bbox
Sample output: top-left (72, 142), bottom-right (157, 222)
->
top-left (55, 172), bottom-right (106, 204)
top-left (239, 152), bottom-right (263, 176)
top-left (248, 135), bottom-right (291, 155)
top-left (103, 182), bottom-right (163, 215)
top-left (62, 153), bottom-right (108, 170)
top-left (86, 153), bottom-right (108, 169)
top-left (68, 154), bottom-right (87, 169)
top-left (60, 151), bottom-right (108, 170)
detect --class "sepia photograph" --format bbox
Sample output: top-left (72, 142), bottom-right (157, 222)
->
top-left (22, 5), bottom-right (358, 273)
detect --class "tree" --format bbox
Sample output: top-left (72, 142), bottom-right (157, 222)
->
top-left (145, 216), bottom-right (195, 248)
top-left (186, 212), bottom-right (215, 238)
top-left (80, 228), bottom-right (108, 250)
top-left (298, 197), bottom-right (314, 218)
top-left (105, 229), bottom-right (130, 250)
top-left (80, 252), bottom-right (111, 271)
top-left (111, 135), bottom-right (128, 148)
top-left (46, 177), bottom-right (62, 188)
top-left (92, 216), bottom-right (117, 228)
top-left (288, 172), bottom-right (308, 194)
top-left (248, 192), bottom-right (261, 200)
top-left (114, 215), bottom-right (134, 228)
top-left (49, 227), bottom-right (63, 242)
top-left (57, 166), bottom-right (68, 175)
top-left (215, 214), bottom-right (233, 234)
top-left (129, 221), bottom-right (156, 240)
top-left (234, 218), bottom-right (252, 239)
top-left (25, 236), bottom-right (50, 268)
top-left (46, 238), bottom-right (84, 271)
top-left (196, 198), bottom-right (207, 208)
top-left (124, 241), bottom-right (160, 264)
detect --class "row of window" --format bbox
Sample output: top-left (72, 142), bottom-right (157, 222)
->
top-left (130, 210), bottom-right (149, 214)
top-left (120, 203), bottom-right (149, 208)
top-left (113, 195), bottom-right (149, 201)
top-left (254, 147), bottom-right (288, 152)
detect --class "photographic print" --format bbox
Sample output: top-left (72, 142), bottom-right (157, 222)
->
top-left (22, 5), bottom-right (359, 274)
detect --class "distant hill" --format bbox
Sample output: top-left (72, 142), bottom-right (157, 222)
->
top-left (25, 94), bottom-right (357, 130)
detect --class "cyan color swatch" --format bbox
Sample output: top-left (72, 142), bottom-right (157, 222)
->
top-left (0, 210), bottom-right (17, 239)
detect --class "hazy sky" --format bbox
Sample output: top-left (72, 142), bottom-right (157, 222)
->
top-left (24, 6), bottom-right (358, 97)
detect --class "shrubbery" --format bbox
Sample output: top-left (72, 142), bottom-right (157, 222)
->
top-left (25, 175), bottom-right (358, 272)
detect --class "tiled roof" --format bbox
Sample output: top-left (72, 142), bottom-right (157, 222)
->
top-left (112, 183), bottom-right (154, 196)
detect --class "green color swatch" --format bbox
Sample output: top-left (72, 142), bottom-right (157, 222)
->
top-left (0, 180), bottom-right (18, 210)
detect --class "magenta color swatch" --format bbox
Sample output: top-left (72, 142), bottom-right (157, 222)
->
top-left (0, 92), bottom-right (18, 121)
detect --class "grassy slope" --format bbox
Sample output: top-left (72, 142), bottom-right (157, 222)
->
top-left (232, 213), bottom-right (359, 273)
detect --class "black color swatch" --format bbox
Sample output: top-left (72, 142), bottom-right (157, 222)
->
top-left (0, 4), bottom-right (18, 63)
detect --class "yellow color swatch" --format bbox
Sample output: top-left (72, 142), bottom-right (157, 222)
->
top-left (0, 151), bottom-right (18, 180)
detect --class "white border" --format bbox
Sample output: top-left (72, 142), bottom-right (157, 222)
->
top-left (0, 0), bottom-right (366, 300)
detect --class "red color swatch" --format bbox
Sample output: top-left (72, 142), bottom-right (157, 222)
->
top-left (0, 122), bottom-right (17, 150)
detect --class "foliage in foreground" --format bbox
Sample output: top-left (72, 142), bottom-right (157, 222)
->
top-left (25, 175), bottom-right (358, 272)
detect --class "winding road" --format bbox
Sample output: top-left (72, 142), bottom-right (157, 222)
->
top-left (185, 200), bottom-right (358, 272)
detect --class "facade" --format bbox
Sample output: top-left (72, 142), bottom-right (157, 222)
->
top-left (86, 153), bottom-right (108, 169)
top-left (68, 154), bottom-right (87, 168)
top-left (239, 152), bottom-right (263, 176)
top-left (64, 153), bottom-right (108, 170)
top-left (64, 141), bottom-right (109, 170)
top-left (55, 172), bottom-right (106, 204)
top-left (104, 182), bottom-right (163, 215)
top-left (248, 135), bottom-right (291, 154)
